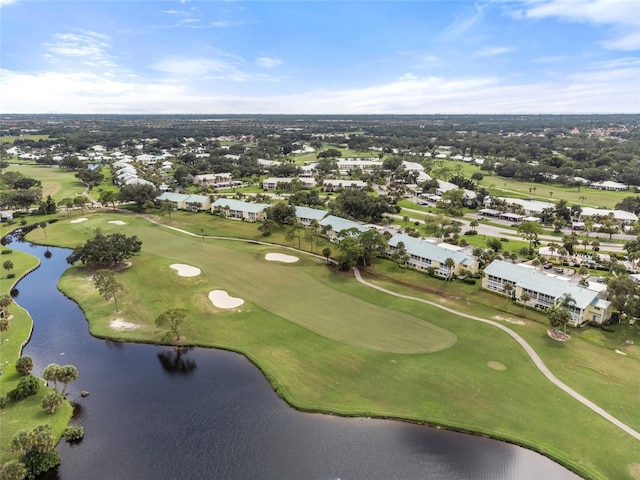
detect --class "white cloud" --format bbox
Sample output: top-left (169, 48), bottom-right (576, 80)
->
top-left (0, 0), bottom-right (19, 6)
top-left (150, 56), bottom-right (279, 83)
top-left (477, 46), bottom-right (516, 57)
top-left (515, 0), bottom-right (640, 50)
top-left (439, 3), bottom-right (487, 41)
top-left (521, 0), bottom-right (639, 27)
top-left (151, 57), bottom-right (243, 79)
top-left (256, 57), bottom-right (282, 68)
top-left (2, 59), bottom-right (638, 114)
top-left (44, 31), bottom-right (115, 68)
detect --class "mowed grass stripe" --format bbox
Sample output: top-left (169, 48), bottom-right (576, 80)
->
top-left (131, 224), bottom-right (457, 354)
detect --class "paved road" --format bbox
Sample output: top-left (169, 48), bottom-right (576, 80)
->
top-left (351, 267), bottom-right (640, 442)
top-left (398, 206), bottom-right (629, 253)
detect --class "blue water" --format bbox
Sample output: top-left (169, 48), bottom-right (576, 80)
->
top-left (10, 240), bottom-right (580, 480)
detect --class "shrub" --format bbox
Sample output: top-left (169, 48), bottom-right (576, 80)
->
top-left (500, 237), bottom-right (509, 242)
top-left (63, 426), bottom-right (84, 441)
top-left (22, 450), bottom-right (60, 479)
top-left (7, 273), bottom-right (15, 279)
top-left (7, 375), bottom-right (40, 402)
top-left (1, 249), bottom-right (12, 254)
top-left (19, 219), bottom-right (27, 226)
top-left (0, 396), bottom-right (7, 409)
top-left (15, 356), bottom-right (34, 376)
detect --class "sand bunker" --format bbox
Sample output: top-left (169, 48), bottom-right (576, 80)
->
top-left (170, 264), bottom-right (201, 277)
top-left (209, 290), bottom-right (244, 309)
top-left (70, 217), bottom-right (88, 223)
top-left (108, 220), bottom-right (127, 226)
top-left (265, 253), bottom-right (299, 263)
top-left (110, 318), bottom-right (141, 331)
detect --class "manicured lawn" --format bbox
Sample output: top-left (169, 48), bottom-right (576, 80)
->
top-left (5, 164), bottom-right (86, 202)
top-left (478, 175), bottom-right (631, 209)
top-left (0, 248), bottom-right (72, 465)
top-left (1, 135), bottom-right (52, 144)
top-left (33, 211), bottom-right (640, 480)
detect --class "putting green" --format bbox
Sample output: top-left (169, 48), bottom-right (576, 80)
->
top-left (136, 224), bottom-right (457, 354)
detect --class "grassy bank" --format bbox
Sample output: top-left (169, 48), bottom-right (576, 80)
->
top-left (29, 211), bottom-right (640, 479)
top-left (0, 247), bottom-right (73, 465)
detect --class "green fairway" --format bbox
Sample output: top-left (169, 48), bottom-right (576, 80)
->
top-left (1, 135), bottom-right (52, 144)
top-left (5, 164), bottom-right (86, 202)
top-left (479, 175), bottom-right (631, 209)
top-left (29, 212), bottom-right (640, 479)
top-left (42, 214), bottom-right (457, 354)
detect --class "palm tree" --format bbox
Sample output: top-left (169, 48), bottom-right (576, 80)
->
top-left (284, 227), bottom-right (297, 247)
top-left (0, 294), bottom-right (12, 318)
top-left (503, 282), bottom-right (514, 301)
top-left (322, 247), bottom-right (332, 265)
top-left (3, 260), bottom-right (14, 278)
top-left (520, 292), bottom-right (530, 311)
top-left (555, 293), bottom-right (576, 333)
top-left (444, 257), bottom-right (455, 280)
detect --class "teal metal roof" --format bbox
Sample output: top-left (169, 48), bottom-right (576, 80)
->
top-left (484, 260), bottom-right (602, 310)
top-left (157, 192), bottom-right (190, 203)
top-left (295, 206), bottom-right (328, 221)
top-left (212, 198), bottom-right (268, 214)
top-left (319, 215), bottom-right (370, 234)
top-left (388, 234), bottom-right (475, 267)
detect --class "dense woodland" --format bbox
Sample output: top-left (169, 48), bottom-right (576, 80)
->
top-left (3, 114), bottom-right (639, 187)
top-left (2, 115), bottom-right (640, 214)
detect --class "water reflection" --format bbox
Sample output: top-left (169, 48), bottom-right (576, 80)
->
top-left (157, 347), bottom-right (197, 375)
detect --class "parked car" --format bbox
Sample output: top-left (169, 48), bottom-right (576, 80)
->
top-left (544, 262), bottom-right (553, 269)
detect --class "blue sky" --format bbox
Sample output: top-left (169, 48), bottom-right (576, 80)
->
top-left (1, 0), bottom-right (639, 114)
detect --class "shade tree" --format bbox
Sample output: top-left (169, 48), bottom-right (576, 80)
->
top-left (93, 269), bottom-right (125, 312)
top-left (155, 308), bottom-right (190, 343)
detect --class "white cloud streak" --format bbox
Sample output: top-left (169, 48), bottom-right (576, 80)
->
top-left (515, 0), bottom-right (640, 50)
top-left (2, 62), bottom-right (638, 114)
top-left (256, 57), bottom-right (282, 68)
top-left (477, 46), bottom-right (516, 57)
top-left (439, 3), bottom-right (487, 41)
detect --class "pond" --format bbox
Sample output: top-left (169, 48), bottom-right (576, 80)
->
top-left (10, 240), bottom-right (580, 480)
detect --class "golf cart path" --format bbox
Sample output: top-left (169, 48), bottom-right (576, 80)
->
top-left (144, 214), bottom-right (640, 442)
top-left (352, 267), bottom-right (640, 442)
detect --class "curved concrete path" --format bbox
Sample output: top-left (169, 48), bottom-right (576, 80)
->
top-left (139, 212), bottom-right (640, 442)
top-left (352, 267), bottom-right (640, 442)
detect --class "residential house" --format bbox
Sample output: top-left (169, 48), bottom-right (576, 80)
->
top-left (262, 177), bottom-right (317, 190)
top-left (211, 198), bottom-right (268, 222)
top-left (322, 180), bottom-right (367, 192)
top-left (156, 192), bottom-right (211, 211)
top-left (589, 181), bottom-right (628, 191)
top-left (295, 206), bottom-right (327, 226)
top-left (319, 215), bottom-right (372, 240)
top-left (387, 233), bottom-right (478, 278)
top-left (336, 158), bottom-right (383, 175)
top-left (193, 173), bottom-right (235, 188)
top-left (482, 260), bottom-right (612, 326)
top-left (580, 207), bottom-right (638, 225)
